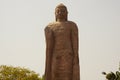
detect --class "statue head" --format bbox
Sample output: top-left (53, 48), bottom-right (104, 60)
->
top-left (55, 3), bottom-right (68, 21)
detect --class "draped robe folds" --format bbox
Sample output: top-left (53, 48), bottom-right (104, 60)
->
top-left (44, 21), bottom-right (80, 80)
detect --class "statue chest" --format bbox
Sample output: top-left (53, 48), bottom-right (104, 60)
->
top-left (52, 25), bottom-right (70, 37)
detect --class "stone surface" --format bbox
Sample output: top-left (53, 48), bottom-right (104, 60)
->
top-left (44, 3), bottom-right (80, 80)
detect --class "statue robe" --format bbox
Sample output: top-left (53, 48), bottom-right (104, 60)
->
top-left (44, 21), bottom-right (80, 80)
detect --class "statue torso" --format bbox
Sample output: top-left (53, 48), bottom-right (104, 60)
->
top-left (47, 21), bottom-right (75, 51)
top-left (45, 21), bottom-right (79, 80)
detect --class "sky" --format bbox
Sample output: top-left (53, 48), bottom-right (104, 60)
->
top-left (0, 0), bottom-right (120, 80)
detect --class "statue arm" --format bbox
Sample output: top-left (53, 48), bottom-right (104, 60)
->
top-left (44, 27), bottom-right (54, 80)
top-left (71, 23), bottom-right (79, 65)
top-left (71, 23), bottom-right (80, 80)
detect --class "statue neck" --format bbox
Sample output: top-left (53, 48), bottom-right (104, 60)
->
top-left (57, 19), bottom-right (67, 22)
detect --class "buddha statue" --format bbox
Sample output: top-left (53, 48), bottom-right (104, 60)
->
top-left (44, 3), bottom-right (80, 80)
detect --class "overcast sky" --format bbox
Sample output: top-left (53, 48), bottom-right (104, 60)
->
top-left (0, 0), bottom-right (120, 80)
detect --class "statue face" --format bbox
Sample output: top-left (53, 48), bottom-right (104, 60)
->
top-left (55, 7), bottom-right (68, 21)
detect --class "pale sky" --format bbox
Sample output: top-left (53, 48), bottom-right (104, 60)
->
top-left (0, 0), bottom-right (120, 80)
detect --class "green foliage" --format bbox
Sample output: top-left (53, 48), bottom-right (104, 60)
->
top-left (102, 63), bottom-right (120, 80)
top-left (0, 65), bottom-right (42, 80)
top-left (102, 71), bottom-right (120, 80)
top-left (40, 74), bottom-right (45, 80)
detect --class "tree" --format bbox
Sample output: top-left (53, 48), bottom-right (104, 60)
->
top-left (0, 65), bottom-right (42, 80)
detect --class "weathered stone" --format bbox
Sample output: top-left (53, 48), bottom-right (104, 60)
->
top-left (44, 3), bottom-right (80, 80)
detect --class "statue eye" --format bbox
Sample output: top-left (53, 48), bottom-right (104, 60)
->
top-left (55, 8), bottom-right (67, 14)
top-left (61, 10), bottom-right (65, 12)
top-left (56, 9), bottom-right (60, 13)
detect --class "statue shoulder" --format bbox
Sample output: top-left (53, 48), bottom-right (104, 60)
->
top-left (45, 22), bottom-right (56, 32)
top-left (45, 22), bottom-right (57, 28)
top-left (68, 21), bottom-right (77, 26)
top-left (67, 21), bottom-right (78, 30)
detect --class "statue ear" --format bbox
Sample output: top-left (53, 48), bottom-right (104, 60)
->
top-left (56, 17), bottom-right (57, 21)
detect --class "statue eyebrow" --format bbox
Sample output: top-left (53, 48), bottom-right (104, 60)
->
top-left (56, 9), bottom-right (66, 12)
